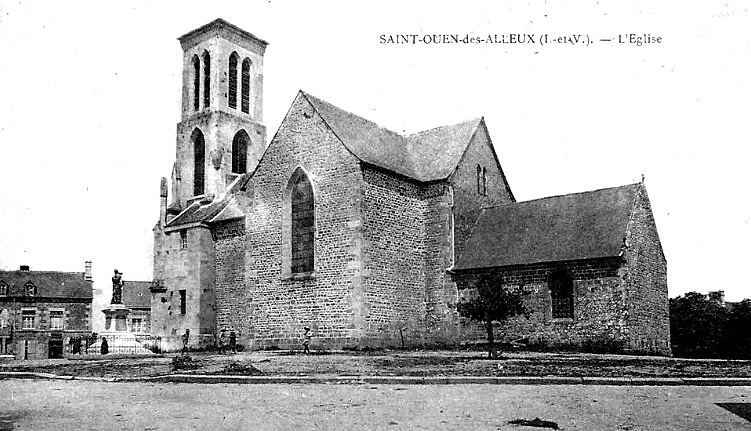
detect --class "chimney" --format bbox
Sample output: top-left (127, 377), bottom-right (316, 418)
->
top-left (19, 265), bottom-right (30, 272)
top-left (85, 261), bottom-right (93, 281)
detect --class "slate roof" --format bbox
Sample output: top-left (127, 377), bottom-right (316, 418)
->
top-left (122, 281), bottom-right (151, 309)
top-left (453, 184), bottom-right (641, 271)
top-left (0, 270), bottom-right (92, 299)
top-left (166, 173), bottom-right (249, 228)
top-left (302, 92), bottom-right (482, 182)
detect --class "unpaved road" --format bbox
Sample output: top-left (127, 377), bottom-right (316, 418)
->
top-left (2, 380), bottom-right (751, 430)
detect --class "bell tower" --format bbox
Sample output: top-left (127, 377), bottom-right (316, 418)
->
top-left (171, 19), bottom-right (268, 210)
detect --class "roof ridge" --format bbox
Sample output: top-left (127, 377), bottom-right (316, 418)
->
top-left (300, 91), bottom-right (406, 139)
top-left (407, 117), bottom-right (483, 139)
top-left (482, 183), bottom-right (642, 209)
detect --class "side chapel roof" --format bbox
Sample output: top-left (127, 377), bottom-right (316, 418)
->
top-left (453, 183), bottom-right (642, 271)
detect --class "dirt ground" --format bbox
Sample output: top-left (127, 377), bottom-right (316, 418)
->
top-left (3, 350), bottom-right (751, 379)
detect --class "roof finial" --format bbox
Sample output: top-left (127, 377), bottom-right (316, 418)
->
top-left (641, 173), bottom-right (645, 184)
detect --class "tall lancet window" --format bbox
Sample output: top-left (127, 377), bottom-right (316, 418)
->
top-left (241, 58), bottom-right (251, 114)
top-left (202, 51), bottom-right (211, 108)
top-left (228, 52), bottom-right (239, 109)
top-left (191, 129), bottom-right (205, 196)
top-left (284, 169), bottom-right (315, 275)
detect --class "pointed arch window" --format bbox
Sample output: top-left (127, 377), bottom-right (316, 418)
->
top-left (202, 51), bottom-right (211, 108)
top-left (283, 168), bottom-right (315, 276)
top-left (191, 129), bottom-right (205, 196)
top-left (0, 280), bottom-right (7, 296)
top-left (192, 55), bottom-right (200, 111)
top-left (241, 58), bottom-right (251, 114)
top-left (550, 270), bottom-right (574, 319)
top-left (476, 165), bottom-right (482, 195)
top-left (482, 167), bottom-right (488, 196)
top-left (228, 52), bottom-right (239, 109)
top-left (231, 130), bottom-right (249, 174)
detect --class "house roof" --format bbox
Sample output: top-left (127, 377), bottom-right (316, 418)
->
top-left (0, 270), bottom-right (92, 299)
top-left (122, 281), bottom-right (151, 309)
top-left (302, 92), bottom-right (481, 182)
top-left (453, 183), bottom-right (641, 271)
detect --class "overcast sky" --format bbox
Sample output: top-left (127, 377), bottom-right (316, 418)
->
top-left (0, 0), bottom-right (749, 314)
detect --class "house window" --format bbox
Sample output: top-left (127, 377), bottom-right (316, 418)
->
top-left (192, 55), bottom-right (200, 111)
top-left (25, 282), bottom-right (36, 297)
top-left (192, 128), bottom-right (205, 196)
top-left (231, 130), bottom-right (249, 174)
top-left (550, 270), bottom-right (574, 319)
top-left (180, 230), bottom-right (188, 249)
top-left (202, 51), bottom-right (210, 108)
top-left (241, 58), bottom-right (251, 114)
top-left (0, 280), bottom-right (7, 296)
top-left (228, 52), bottom-right (239, 109)
top-left (131, 318), bottom-right (142, 333)
top-left (49, 310), bottom-right (64, 330)
top-left (22, 310), bottom-right (35, 329)
top-left (179, 290), bottom-right (186, 315)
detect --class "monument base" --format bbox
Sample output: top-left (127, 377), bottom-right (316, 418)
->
top-left (96, 304), bottom-right (154, 355)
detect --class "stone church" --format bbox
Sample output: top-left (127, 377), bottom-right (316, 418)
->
top-left (150, 19), bottom-right (670, 355)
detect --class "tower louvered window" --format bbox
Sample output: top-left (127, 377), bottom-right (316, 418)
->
top-left (202, 51), bottom-right (211, 108)
top-left (241, 58), bottom-right (251, 114)
top-left (192, 129), bottom-right (205, 196)
top-left (232, 130), bottom-right (249, 174)
top-left (192, 55), bottom-right (200, 111)
top-left (291, 172), bottom-right (314, 274)
top-left (228, 53), bottom-right (239, 109)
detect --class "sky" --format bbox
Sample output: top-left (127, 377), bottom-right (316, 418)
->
top-left (0, 0), bottom-right (749, 326)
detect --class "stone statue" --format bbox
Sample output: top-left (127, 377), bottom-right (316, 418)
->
top-left (111, 270), bottom-right (125, 304)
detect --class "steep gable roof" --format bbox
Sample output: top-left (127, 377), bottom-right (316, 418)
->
top-left (302, 92), bottom-right (481, 182)
top-left (166, 173), bottom-right (250, 229)
top-left (454, 183), bottom-right (641, 271)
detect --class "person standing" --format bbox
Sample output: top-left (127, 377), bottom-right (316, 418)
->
top-left (229, 331), bottom-right (237, 354)
top-left (181, 329), bottom-right (190, 355)
top-left (302, 326), bottom-right (312, 354)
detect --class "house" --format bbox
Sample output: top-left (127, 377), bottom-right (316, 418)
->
top-left (0, 263), bottom-right (93, 359)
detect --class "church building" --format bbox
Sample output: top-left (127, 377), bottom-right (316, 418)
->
top-left (150, 19), bottom-right (670, 355)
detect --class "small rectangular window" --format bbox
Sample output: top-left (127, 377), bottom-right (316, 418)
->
top-left (131, 318), bottom-right (142, 333)
top-left (180, 230), bottom-right (188, 249)
top-left (22, 310), bottom-right (36, 329)
top-left (50, 310), bottom-right (64, 330)
top-left (180, 290), bottom-right (187, 315)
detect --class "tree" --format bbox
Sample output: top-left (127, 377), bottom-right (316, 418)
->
top-left (457, 275), bottom-right (527, 358)
top-left (722, 299), bottom-right (751, 359)
top-left (669, 292), bottom-right (728, 358)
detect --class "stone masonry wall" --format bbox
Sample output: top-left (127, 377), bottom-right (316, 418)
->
top-left (360, 166), bottom-right (430, 346)
top-left (243, 93), bottom-right (363, 349)
top-left (622, 186), bottom-right (671, 355)
top-left (450, 121), bottom-right (515, 262)
top-left (214, 219), bottom-right (247, 336)
top-left (151, 225), bottom-right (215, 348)
top-left (452, 258), bottom-right (635, 350)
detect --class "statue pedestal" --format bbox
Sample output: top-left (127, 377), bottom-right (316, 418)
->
top-left (95, 304), bottom-right (153, 355)
top-left (103, 304), bottom-right (130, 332)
